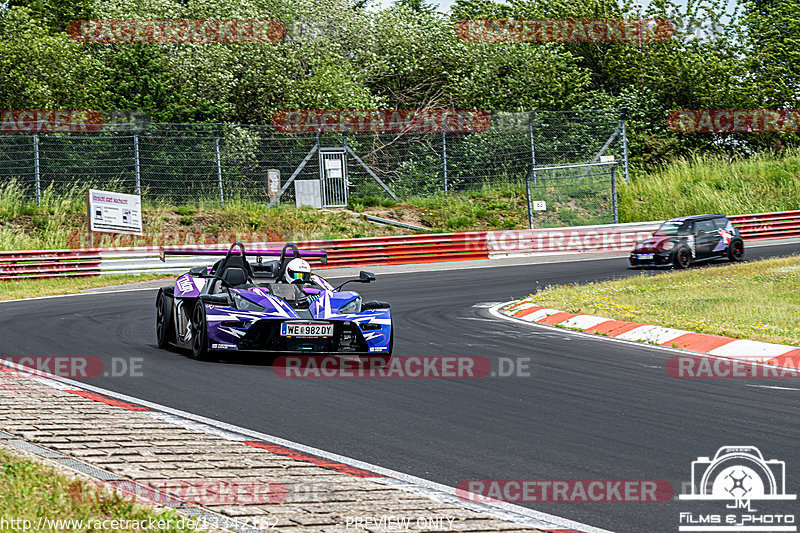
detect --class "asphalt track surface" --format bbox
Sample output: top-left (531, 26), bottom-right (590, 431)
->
top-left (2, 244), bottom-right (800, 533)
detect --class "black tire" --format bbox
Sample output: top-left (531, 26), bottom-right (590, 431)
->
top-left (156, 290), bottom-right (173, 349)
top-left (673, 246), bottom-right (691, 269)
top-left (190, 299), bottom-right (210, 361)
top-left (728, 239), bottom-right (744, 262)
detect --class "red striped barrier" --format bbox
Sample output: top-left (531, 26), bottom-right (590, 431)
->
top-left (0, 249), bottom-right (102, 280)
top-left (729, 211), bottom-right (800, 240)
top-left (2, 210), bottom-right (799, 279)
top-left (484, 223), bottom-right (658, 257)
top-left (308, 233), bottom-right (488, 268)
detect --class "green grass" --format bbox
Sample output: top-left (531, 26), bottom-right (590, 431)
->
top-left (0, 445), bottom-right (198, 532)
top-left (529, 255), bottom-right (800, 346)
top-left (0, 275), bottom-right (169, 302)
top-left (618, 150), bottom-right (800, 222)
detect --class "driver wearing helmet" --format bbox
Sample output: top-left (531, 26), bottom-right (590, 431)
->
top-left (284, 258), bottom-right (312, 284)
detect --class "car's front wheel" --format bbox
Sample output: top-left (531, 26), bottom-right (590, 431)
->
top-left (728, 239), bottom-right (744, 262)
top-left (190, 299), bottom-right (210, 361)
top-left (673, 246), bottom-right (692, 269)
top-left (156, 290), bottom-right (173, 349)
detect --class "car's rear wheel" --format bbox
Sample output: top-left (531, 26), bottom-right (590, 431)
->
top-left (190, 299), bottom-right (210, 361)
top-left (674, 246), bottom-right (691, 269)
top-left (728, 239), bottom-right (744, 262)
top-left (156, 290), bottom-right (173, 349)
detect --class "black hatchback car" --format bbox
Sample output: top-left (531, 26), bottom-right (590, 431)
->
top-left (629, 214), bottom-right (744, 269)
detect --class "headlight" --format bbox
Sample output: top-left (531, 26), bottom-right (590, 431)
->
top-left (339, 297), bottom-right (362, 313)
top-left (231, 292), bottom-right (265, 311)
top-left (662, 241), bottom-right (675, 251)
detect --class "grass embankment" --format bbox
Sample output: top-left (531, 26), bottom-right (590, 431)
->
top-left (619, 151), bottom-right (800, 222)
top-left (2, 150), bottom-right (800, 251)
top-left (0, 275), bottom-right (169, 302)
top-left (0, 181), bottom-right (406, 251)
top-left (530, 255), bottom-right (800, 346)
top-left (0, 446), bottom-right (197, 532)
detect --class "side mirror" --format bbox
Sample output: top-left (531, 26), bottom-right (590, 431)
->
top-left (335, 271), bottom-right (376, 291)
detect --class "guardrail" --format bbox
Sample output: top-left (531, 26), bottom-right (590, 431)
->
top-left (728, 211), bottom-right (800, 240)
top-left (1, 211), bottom-right (798, 279)
top-left (0, 249), bottom-right (102, 280)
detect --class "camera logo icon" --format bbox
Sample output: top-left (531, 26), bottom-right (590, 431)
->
top-left (680, 446), bottom-right (796, 501)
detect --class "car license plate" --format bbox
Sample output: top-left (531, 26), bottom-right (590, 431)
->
top-left (637, 254), bottom-right (654, 260)
top-left (280, 323), bottom-right (333, 337)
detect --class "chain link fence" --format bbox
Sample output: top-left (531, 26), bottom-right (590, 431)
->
top-left (0, 109), bottom-right (628, 227)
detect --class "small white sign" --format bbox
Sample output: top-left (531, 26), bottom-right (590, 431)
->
top-left (532, 201), bottom-right (546, 211)
top-left (88, 189), bottom-right (142, 234)
top-left (325, 157), bottom-right (343, 179)
top-left (267, 169), bottom-right (280, 202)
top-left (600, 155), bottom-right (616, 163)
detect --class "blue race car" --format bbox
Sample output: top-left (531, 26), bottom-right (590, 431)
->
top-left (155, 243), bottom-right (392, 360)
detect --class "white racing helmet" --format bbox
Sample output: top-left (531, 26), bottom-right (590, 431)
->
top-left (284, 258), bottom-right (312, 284)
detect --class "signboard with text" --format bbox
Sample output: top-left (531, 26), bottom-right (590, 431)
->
top-left (87, 189), bottom-right (142, 235)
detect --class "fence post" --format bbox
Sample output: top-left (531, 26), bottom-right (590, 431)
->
top-left (529, 114), bottom-right (537, 186)
top-left (611, 165), bottom-right (619, 224)
top-left (442, 129), bottom-right (448, 195)
top-left (33, 133), bottom-right (40, 206)
top-left (215, 125), bottom-right (224, 208)
top-left (525, 115), bottom-right (535, 229)
top-left (620, 106), bottom-right (630, 184)
top-left (133, 131), bottom-right (141, 195)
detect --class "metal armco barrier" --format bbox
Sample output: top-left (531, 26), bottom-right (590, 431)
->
top-left (0, 249), bottom-right (102, 280)
top-left (1, 211), bottom-right (799, 279)
top-left (728, 211), bottom-right (800, 240)
top-left (288, 233), bottom-right (489, 268)
top-left (485, 221), bottom-right (660, 257)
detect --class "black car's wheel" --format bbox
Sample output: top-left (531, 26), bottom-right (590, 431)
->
top-left (190, 299), bottom-right (210, 360)
top-left (674, 246), bottom-right (691, 269)
top-left (156, 290), bottom-right (173, 349)
top-left (728, 239), bottom-right (744, 262)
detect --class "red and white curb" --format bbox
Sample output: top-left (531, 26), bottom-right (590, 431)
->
top-left (0, 358), bottom-right (610, 533)
top-left (493, 299), bottom-right (800, 369)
